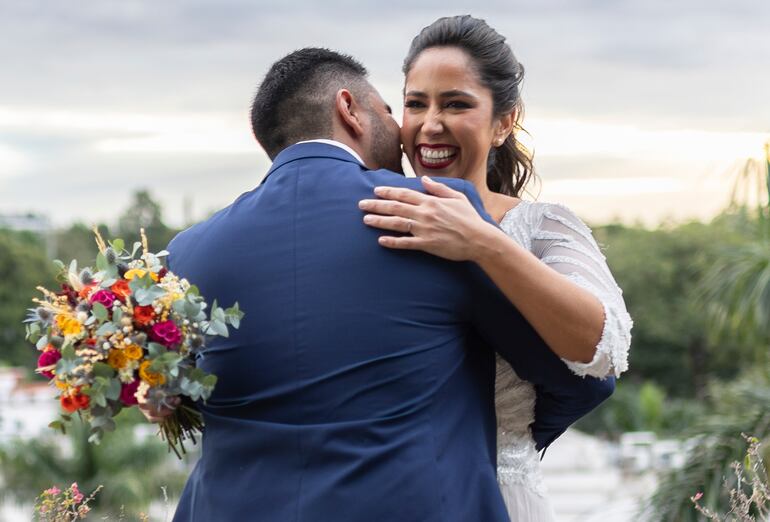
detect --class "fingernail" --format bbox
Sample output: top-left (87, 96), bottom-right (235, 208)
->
top-left (358, 200), bottom-right (370, 209)
top-left (373, 187), bottom-right (385, 195)
top-left (363, 215), bottom-right (374, 224)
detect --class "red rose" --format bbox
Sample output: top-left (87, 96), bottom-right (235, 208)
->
top-left (133, 305), bottom-right (155, 327)
top-left (150, 320), bottom-right (182, 348)
top-left (37, 349), bottom-right (62, 379)
top-left (90, 290), bottom-right (117, 309)
top-left (119, 379), bottom-right (140, 406)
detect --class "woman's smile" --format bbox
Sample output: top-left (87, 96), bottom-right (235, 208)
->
top-left (416, 144), bottom-right (459, 169)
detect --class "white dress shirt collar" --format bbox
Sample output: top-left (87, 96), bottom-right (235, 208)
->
top-left (296, 139), bottom-right (366, 166)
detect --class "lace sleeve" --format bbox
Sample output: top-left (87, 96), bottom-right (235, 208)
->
top-left (529, 203), bottom-right (632, 378)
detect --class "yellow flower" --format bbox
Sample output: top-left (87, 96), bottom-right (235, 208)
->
top-left (139, 360), bottom-right (166, 386)
top-left (124, 269), bottom-right (159, 282)
top-left (55, 314), bottom-right (83, 336)
top-left (123, 344), bottom-right (144, 360)
top-left (54, 379), bottom-right (69, 391)
top-left (107, 349), bottom-right (128, 370)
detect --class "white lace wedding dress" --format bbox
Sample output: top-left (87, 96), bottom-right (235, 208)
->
top-left (494, 201), bottom-right (633, 521)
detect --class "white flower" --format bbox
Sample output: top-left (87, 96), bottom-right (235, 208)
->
top-left (135, 381), bottom-right (150, 405)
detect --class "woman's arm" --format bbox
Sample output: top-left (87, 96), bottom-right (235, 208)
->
top-left (359, 176), bottom-right (631, 376)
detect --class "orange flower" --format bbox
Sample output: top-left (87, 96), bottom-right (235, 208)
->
top-left (107, 349), bottom-right (128, 370)
top-left (133, 305), bottom-right (155, 327)
top-left (78, 284), bottom-right (97, 300)
top-left (61, 389), bottom-right (90, 412)
top-left (139, 360), bottom-right (165, 386)
top-left (123, 344), bottom-right (144, 360)
top-left (61, 394), bottom-right (78, 413)
top-left (110, 280), bottom-right (132, 301)
top-left (74, 393), bottom-right (90, 410)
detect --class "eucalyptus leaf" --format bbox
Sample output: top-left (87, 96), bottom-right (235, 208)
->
top-left (61, 344), bottom-right (76, 359)
top-left (92, 362), bottom-right (115, 379)
top-left (53, 259), bottom-right (66, 272)
top-left (131, 241), bottom-right (142, 257)
top-left (92, 302), bottom-right (108, 321)
top-left (105, 379), bottom-right (121, 401)
top-left (95, 322), bottom-right (117, 336)
top-left (112, 306), bottom-right (123, 323)
top-left (186, 285), bottom-right (200, 297)
top-left (88, 431), bottom-right (103, 444)
top-left (36, 335), bottom-right (49, 350)
top-left (95, 253), bottom-right (108, 272)
top-left (147, 342), bottom-right (167, 358)
top-left (111, 238), bottom-right (125, 252)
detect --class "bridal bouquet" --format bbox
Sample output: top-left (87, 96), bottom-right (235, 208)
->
top-left (24, 228), bottom-right (243, 457)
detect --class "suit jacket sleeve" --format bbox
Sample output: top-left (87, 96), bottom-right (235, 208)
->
top-left (455, 180), bottom-right (615, 451)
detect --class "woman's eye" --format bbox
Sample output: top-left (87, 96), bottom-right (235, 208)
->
top-left (446, 101), bottom-right (471, 109)
top-left (404, 99), bottom-right (425, 109)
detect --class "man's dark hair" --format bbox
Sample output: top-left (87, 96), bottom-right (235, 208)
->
top-left (251, 48), bottom-right (370, 159)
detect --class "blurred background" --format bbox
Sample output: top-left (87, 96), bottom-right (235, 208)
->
top-left (1, 0), bottom-right (769, 520)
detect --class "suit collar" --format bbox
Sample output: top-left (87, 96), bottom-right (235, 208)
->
top-left (262, 142), bottom-right (367, 183)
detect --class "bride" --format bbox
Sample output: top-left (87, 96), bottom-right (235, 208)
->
top-left (359, 15), bottom-right (633, 521)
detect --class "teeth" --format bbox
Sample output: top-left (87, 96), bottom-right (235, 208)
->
top-left (419, 147), bottom-right (456, 163)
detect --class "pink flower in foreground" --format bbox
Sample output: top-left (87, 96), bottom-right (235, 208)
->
top-left (120, 379), bottom-right (140, 406)
top-left (693, 492), bottom-right (703, 501)
top-left (71, 482), bottom-right (83, 504)
top-left (37, 350), bottom-right (62, 379)
top-left (44, 486), bottom-right (61, 496)
top-left (89, 289), bottom-right (117, 310)
top-left (150, 320), bottom-right (182, 348)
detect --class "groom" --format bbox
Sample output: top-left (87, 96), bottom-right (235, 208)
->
top-left (163, 48), bottom-right (613, 521)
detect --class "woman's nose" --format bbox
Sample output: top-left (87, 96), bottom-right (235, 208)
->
top-left (421, 108), bottom-right (444, 135)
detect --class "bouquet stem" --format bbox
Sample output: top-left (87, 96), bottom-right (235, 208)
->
top-left (159, 403), bottom-right (204, 459)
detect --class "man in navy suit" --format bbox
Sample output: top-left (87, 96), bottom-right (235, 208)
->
top-left (162, 48), bottom-right (613, 521)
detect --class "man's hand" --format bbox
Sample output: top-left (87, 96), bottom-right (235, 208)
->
top-left (138, 396), bottom-right (181, 423)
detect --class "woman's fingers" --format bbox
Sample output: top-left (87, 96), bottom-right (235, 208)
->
top-left (421, 176), bottom-right (464, 199)
top-left (358, 199), bottom-right (420, 219)
top-left (363, 214), bottom-right (415, 234)
top-left (377, 235), bottom-right (424, 250)
top-left (372, 186), bottom-right (426, 204)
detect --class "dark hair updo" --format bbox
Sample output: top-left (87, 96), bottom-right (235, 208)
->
top-left (403, 15), bottom-right (534, 197)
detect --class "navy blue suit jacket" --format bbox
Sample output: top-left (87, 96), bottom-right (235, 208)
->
top-left (168, 143), bottom-right (613, 521)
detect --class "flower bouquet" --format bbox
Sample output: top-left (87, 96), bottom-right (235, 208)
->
top-left (25, 228), bottom-right (243, 457)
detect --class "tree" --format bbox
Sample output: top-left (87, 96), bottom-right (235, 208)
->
top-left (117, 190), bottom-right (178, 252)
top-left (0, 410), bottom-right (188, 515)
top-left (0, 230), bottom-right (56, 369)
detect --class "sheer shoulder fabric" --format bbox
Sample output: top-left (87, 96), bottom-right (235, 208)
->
top-left (499, 201), bottom-right (633, 379)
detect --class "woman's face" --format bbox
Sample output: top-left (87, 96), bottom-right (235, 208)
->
top-left (401, 46), bottom-right (508, 184)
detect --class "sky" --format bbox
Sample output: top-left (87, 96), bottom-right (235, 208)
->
top-left (1, 0), bottom-right (769, 228)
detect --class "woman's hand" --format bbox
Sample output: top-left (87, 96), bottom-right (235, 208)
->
top-left (138, 396), bottom-right (181, 423)
top-left (358, 176), bottom-right (499, 262)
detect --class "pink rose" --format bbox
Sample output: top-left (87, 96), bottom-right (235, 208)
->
top-left (89, 290), bottom-right (117, 310)
top-left (150, 320), bottom-right (182, 348)
top-left (120, 380), bottom-right (140, 406)
top-left (37, 350), bottom-right (62, 379)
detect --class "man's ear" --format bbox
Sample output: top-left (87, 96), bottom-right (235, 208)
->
top-left (335, 89), bottom-right (366, 138)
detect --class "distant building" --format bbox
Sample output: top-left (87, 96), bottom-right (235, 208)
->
top-left (0, 213), bottom-right (51, 234)
top-left (0, 367), bottom-right (58, 442)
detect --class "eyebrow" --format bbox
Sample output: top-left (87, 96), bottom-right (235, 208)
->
top-left (405, 89), bottom-right (477, 99)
